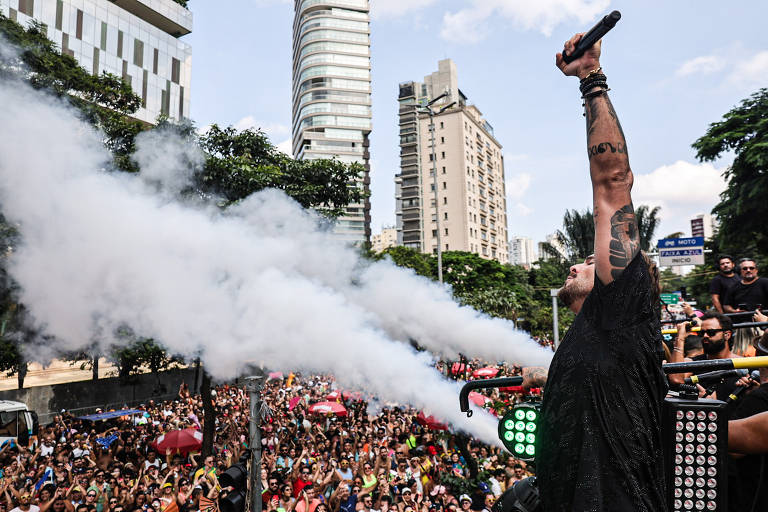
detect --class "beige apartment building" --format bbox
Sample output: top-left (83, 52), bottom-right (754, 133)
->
top-left (371, 227), bottom-right (397, 253)
top-left (395, 59), bottom-right (509, 263)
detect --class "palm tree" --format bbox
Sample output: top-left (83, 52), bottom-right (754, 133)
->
top-left (635, 205), bottom-right (662, 252)
top-left (543, 205), bottom-right (662, 264)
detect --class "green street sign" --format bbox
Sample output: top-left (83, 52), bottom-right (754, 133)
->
top-left (660, 293), bottom-right (679, 305)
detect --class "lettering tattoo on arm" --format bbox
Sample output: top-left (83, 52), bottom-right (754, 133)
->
top-left (587, 141), bottom-right (627, 160)
top-left (607, 203), bottom-right (640, 280)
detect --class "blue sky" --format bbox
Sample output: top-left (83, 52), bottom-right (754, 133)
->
top-left (186, 0), bottom-right (768, 246)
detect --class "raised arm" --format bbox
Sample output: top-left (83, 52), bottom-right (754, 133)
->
top-left (557, 33), bottom-right (639, 284)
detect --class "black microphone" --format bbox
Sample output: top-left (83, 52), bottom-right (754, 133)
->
top-left (727, 370), bottom-right (761, 403)
top-left (562, 11), bottom-right (622, 64)
top-left (685, 368), bottom-right (748, 385)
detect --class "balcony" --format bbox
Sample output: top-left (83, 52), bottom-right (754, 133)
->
top-left (110, 0), bottom-right (193, 36)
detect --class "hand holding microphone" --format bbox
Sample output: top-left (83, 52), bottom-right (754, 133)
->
top-left (556, 11), bottom-right (621, 79)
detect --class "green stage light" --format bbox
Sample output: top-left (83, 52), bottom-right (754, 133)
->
top-left (498, 403), bottom-right (541, 462)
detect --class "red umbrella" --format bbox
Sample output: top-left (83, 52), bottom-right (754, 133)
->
top-left (468, 391), bottom-right (491, 407)
top-left (472, 367), bottom-right (499, 379)
top-left (308, 401), bottom-right (347, 417)
top-left (326, 390), bottom-right (341, 401)
top-left (326, 390), bottom-right (363, 402)
top-left (415, 412), bottom-right (448, 431)
top-left (151, 428), bottom-right (202, 455)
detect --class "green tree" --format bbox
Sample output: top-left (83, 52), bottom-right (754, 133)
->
top-left (693, 88), bottom-right (768, 255)
top-left (198, 125), bottom-right (366, 216)
top-left (375, 246), bottom-right (433, 278)
top-left (635, 205), bottom-right (662, 252)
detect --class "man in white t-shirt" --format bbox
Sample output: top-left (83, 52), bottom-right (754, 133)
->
top-left (10, 493), bottom-right (41, 512)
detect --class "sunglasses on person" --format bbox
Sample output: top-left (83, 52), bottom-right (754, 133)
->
top-left (87, 494), bottom-right (97, 498)
top-left (701, 328), bottom-right (725, 337)
top-left (741, 266), bottom-right (756, 271)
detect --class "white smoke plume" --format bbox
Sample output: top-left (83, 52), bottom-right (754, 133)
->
top-left (0, 78), bottom-right (550, 446)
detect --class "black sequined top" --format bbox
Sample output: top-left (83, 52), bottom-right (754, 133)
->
top-left (537, 253), bottom-right (668, 511)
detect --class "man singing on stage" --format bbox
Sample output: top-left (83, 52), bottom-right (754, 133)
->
top-left (526, 34), bottom-right (668, 511)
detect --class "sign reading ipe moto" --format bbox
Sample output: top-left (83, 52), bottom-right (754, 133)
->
top-left (657, 237), bottom-right (705, 266)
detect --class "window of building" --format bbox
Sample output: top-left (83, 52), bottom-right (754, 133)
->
top-left (55, 1), bottom-right (63, 30)
top-left (445, 244), bottom-right (449, 250)
top-left (492, 249), bottom-right (497, 258)
top-left (76, 9), bottom-right (83, 39)
top-left (117, 31), bottom-right (124, 58)
top-left (18, 0), bottom-right (33, 16)
top-left (100, 22), bottom-right (107, 51)
top-left (443, 212), bottom-right (448, 220)
top-left (429, 154), bottom-right (434, 161)
top-left (441, 151), bottom-right (445, 159)
top-left (133, 39), bottom-right (144, 67)
top-left (172, 58), bottom-right (180, 84)
top-left (482, 246), bottom-right (488, 256)
top-left (443, 197), bottom-right (447, 205)
top-left (432, 229), bottom-right (437, 237)
top-left (153, 48), bottom-right (159, 74)
top-left (442, 182), bottom-right (446, 189)
top-left (441, 136), bottom-right (445, 144)
top-left (440, 121), bottom-right (444, 129)
top-left (444, 228), bottom-right (448, 236)
top-left (442, 166), bottom-right (446, 174)
top-left (92, 47), bottom-right (99, 76)
top-left (430, 183), bottom-right (435, 191)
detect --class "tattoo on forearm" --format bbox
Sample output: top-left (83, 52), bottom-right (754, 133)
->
top-left (586, 96), bottom-right (600, 136)
top-left (587, 141), bottom-right (628, 160)
top-left (605, 96), bottom-right (626, 141)
top-left (608, 203), bottom-right (640, 280)
top-left (522, 366), bottom-right (548, 388)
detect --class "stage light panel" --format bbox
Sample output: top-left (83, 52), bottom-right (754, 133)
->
top-left (663, 397), bottom-right (727, 512)
top-left (498, 403), bottom-right (540, 462)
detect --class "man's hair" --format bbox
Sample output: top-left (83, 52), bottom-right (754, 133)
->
top-left (701, 310), bottom-right (733, 332)
top-left (717, 254), bottom-right (733, 265)
top-left (739, 257), bottom-right (756, 264)
top-left (642, 252), bottom-right (661, 308)
top-left (684, 334), bottom-right (703, 355)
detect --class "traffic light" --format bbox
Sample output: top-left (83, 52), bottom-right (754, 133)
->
top-left (219, 457), bottom-right (248, 512)
top-left (498, 403), bottom-right (540, 461)
top-left (663, 397), bottom-right (728, 512)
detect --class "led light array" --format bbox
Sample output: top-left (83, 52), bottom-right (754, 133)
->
top-left (498, 404), bottom-right (539, 461)
top-left (664, 398), bottom-right (727, 512)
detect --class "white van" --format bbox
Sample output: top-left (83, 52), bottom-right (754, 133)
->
top-left (0, 400), bottom-right (38, 447)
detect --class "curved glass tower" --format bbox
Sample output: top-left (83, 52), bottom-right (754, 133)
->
top-left (292, 0), bottom-right (372, 243)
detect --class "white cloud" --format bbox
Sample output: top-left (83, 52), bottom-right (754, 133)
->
top-left (732, 50), bottom-right (768, 86)
top-left (514, 202), bottom-right (533, 217)
top-left (676, 55), bottom-right (725, 77)
top-left (370, 0), bottom-right (439, 19)
top-left (633, 160), bottom-right (727, 238)
top-left (276, 139), bottom-right (293, 155)
top-left (234, 116), bottom-right (291, 142)
top-left (506, 172), bottom-right (532, 200)
top-left (441, 0), bottom-right (610, 43)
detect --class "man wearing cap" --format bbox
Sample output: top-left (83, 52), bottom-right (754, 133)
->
top-left (458, 495), bottom-right (472, 512)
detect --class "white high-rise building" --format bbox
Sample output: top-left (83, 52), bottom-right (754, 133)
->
top-left (538, 233), bottom-right (568, 261)
top-left (0, 0), bottom-right (193, 124)
top-left (509, 236), bottom-right (536, 267)
top-left (291, 0), bottom-right (372, 243)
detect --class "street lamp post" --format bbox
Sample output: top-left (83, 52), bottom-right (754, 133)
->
top-left (417, 93), bottom-right (455, 284)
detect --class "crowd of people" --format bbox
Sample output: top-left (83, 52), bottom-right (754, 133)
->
top-left (1, 256), bottom-right (766, 512)
top-left (0, 371), bottom-right (532, 512)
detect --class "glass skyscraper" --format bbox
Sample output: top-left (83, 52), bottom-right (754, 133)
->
top-left (291, 0), bottom-right (372, 243)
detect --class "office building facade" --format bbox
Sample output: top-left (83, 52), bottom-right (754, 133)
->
top-left (395, 59), bottom-right (509, 263)
top-left (1, 0), bottom-right (193, 125)
top-left (291, 0), bottom-right (372, 243)
top-left (371, 227), bottom-right (396, 253)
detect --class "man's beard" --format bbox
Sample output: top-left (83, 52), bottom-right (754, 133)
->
top-left (702, 338), bottom-right (727, 355)
top-left (558, 278), bottom-right (591, 307)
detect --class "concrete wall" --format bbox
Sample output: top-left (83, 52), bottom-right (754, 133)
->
top-left (0, 368), bottom-right (199, 423)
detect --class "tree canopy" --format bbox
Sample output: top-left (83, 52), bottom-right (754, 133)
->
top-left (693, 88), bottom-right (768, 255)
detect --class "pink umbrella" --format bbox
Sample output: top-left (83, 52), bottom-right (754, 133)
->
top-left (415, 412), bottom-right (448, 431)
top-left (472, 367), bottom-right (499, 379)
top-left (267, 372), bottom-right (284, 380)
top-left (151, 428), bottom-right (203, 455)
top-left (308, 401), bottom-right (347, 417)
